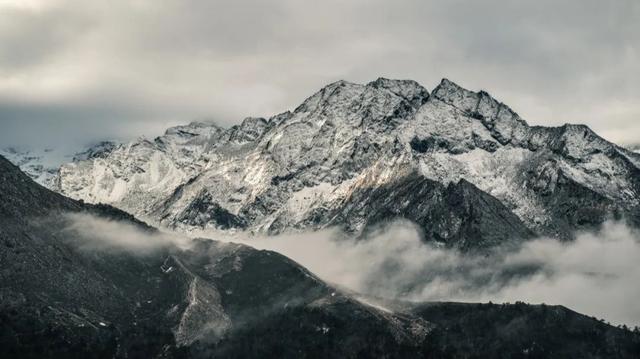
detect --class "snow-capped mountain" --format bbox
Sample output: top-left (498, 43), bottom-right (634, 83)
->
top-left (53, 78), bottom-right (640, 247)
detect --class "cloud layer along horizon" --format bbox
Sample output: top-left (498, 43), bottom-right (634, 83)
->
top-left (0, 0), bottom-right (638, 147)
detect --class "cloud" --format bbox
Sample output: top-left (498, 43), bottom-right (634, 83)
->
top-left (0, 0), bottom-right (638, 147)
top-left (208, 220), bottom-right (640, 328)
top-left (61, 211), bottom-right (640, 327)
top-left (61, 213), bottom-right (189, 254)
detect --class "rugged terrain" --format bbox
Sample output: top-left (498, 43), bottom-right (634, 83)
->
top-left (2, 155), bottom-right (639, 358)
top-left (45, 78), bottom-right (640, 248)
top-left (0, 153), bottom-right (428, 358)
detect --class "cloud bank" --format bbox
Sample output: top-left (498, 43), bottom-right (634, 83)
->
top-left (63, 213), bottom-right (640, 327)
top-left (61, 213), bottom-right (188, 254)
top-left (0, 0), bottom-right (638, 147)
top-left (213, 221), bottom-right (640, 327)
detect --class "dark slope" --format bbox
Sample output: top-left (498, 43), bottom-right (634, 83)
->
top-left (0, 155), bottom-right (428, 358)
top-left (1, 154), bottom-right (639, 358)
top-left (324, 173), bottom-right (534, 249)
top-left (0, 156), bottom-right (190, 358)
top-left (0, 154), bottom-right (80, 216)
top-left (172, 240), bottom-right (431, 358)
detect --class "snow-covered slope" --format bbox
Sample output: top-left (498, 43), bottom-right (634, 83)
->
top-left (54, 78), bottom-right (640, 246)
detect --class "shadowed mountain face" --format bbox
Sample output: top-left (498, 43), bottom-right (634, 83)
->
top-left (322, 174), bottom-right (534, 250)
top-left (1, 155), bottom-right (640, 358)
top-left (43, 78), bottom-right (640, 249)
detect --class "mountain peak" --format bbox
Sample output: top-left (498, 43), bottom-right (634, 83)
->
top-left (323, 79), bottom-right (359, 89)
top-left (229, 117), bottom-right (269, 143)
top-left (162, 121), bottom-right (223, 141)
top-left (431, 77), bottom-right (474, 98)
top-left (239, 116), bottom-right (267, 127)
top-left (367, 77), bottom-right (423, 89)
top-left (431, 78), bottom-right (529, 134)
top-left (294, 77), bottom-right (430, 116)
top-left (433, 78), bottom-right (486, 109)
top-left (293, 79), bottom-right (363, 114)
top-left (436, 77), bottom-right (464, 90)
top-left (367, 77), bottom-right (430, 107)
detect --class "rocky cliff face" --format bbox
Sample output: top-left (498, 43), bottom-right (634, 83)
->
top-left (48, 78), bottom-right (640, 247)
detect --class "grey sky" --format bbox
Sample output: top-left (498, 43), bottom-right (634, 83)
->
top-left (0, 0), bottom-right (638, 147)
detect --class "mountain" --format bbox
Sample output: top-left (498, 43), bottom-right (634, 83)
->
top-left (2, 154), bottom-right (639, 358)
top-left (0, 153), bottom-right (428, 358)
top-left (49, 78), bottom-right (640, 248)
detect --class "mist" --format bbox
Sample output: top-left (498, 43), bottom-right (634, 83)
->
top-left (63, 213), bottom-right (640, 327)
top-left (61, 213), bottom-right (189, 254)
top-left (206, 220), bottom-right (640, 328)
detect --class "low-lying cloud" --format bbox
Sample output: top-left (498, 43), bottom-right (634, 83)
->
top-left (209, 220), bottom-right (640, 327)
top-left (61, 213), bottom-right (188, 254)
top-left (63, 213), bottom-right (640, 327)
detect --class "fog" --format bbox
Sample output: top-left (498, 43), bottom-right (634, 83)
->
top-left (61, 213), bottom-right (189, 254)
top-left (206, 220), bottom-right (640, 327)
top-left (64, 213), bottom-right (640, 327)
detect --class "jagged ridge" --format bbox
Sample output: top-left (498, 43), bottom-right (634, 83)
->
top-left (40, 77), bottom-right (640, 247)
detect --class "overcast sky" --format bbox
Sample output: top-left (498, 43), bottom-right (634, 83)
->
top-left (0, 0), bottom-right (638, 147)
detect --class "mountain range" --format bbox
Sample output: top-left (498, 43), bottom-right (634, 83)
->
top-left (1, 142), bottom-right (639, 358)
top-left (3, 77), bottom-right (640, 357)
top-left (9, 78), bottom-right (637, 249)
